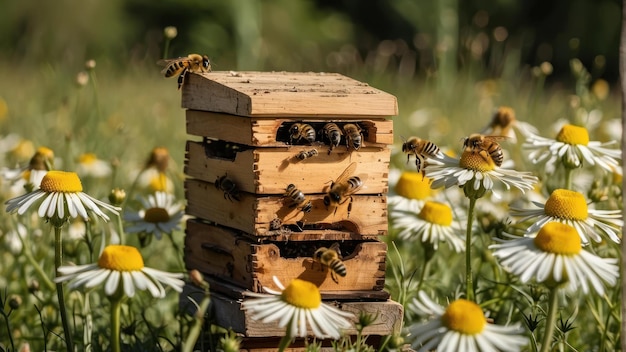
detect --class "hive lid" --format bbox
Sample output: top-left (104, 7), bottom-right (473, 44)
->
top-left (181, 71), bottom-right (398, 117)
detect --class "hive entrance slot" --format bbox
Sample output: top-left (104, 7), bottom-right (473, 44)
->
top-left (201, 137), bottom-right (251, 161)
top-left (275, 121), bottom-right (370, 146)
top-left (271, 240), bottom-right (365, 259)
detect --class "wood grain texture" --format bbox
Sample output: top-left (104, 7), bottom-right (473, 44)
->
top-left (181, 71), bottom-right (398, 117)
top-left (185, 140), bottom-right (390, 195)
top-left (184, 220), bottom-right (386, 293)
top-left (185, 178), bottom-right (388, 238)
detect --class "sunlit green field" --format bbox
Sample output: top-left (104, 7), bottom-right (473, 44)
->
top-left (0, 8), bottom-right (622, 351)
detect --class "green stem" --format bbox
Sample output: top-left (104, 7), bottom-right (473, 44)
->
top-left (415, 257), bottom-right (431, 293)
top-left (110, 297), bottom-right (122, 352)
top-left (116, 213), bottom-right (125, 245)
top-left (465, 197), bottom-right (477, 302)
top-left (540, 287), bottom-right (559, 352)
top-left (182, 289), bottom-right (211, 352)
top-left (19, 232), bottom-right (55, 291)
top-left (564, 168), bottom-right (573, 190)
top-left (55, 226), bottom-right (74, 352)
top-left (277, 323), bottom-right (293, 352)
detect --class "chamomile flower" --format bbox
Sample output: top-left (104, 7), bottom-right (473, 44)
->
top-left (124, 192), bottom-right (184, 240)
top-left (76, 153), bottom-right (112, 178)
top-left (490, 222), bottom-right (619, 295)
top-left (509, 188), bottom-right (622, 244)
top-left (5, 171), bottom-right (120, 225)
top-left (55, 244), bottom-right (184, 298)
top-left (524, 123), bottom-right (621, 173)
top-left (391, 200), bottom-right (465, 252)
top-left (426, 150), bottom-right (537, 199)
top-left (388, 171), bottom-right (435, 212)
top-left (408, 291), bottom-right (527, 351)
top-left (241, 276), bottom-right (354, 339)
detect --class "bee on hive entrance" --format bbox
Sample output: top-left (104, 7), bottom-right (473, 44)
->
top-left (462, 134), bottom-right (507, 167)
top-left (343, 123), bottom-right (364, 151)
top-left (323, 162), bottom-right (366, 218)
top-left (294, 149), bottom-right (319, 161)
top-left (215, 174), bottom-right (240, 201)
top-left (401, 136), bottom-right (441, 177)
top-left (313, 243), bottom-right (346, 284)
top-left (289, 123), bottom-right (316, 145)
top-left (284, 184), bottom-right (313, 214)
top-left (321, 123), bottom-right (343, 154)
top-left (158, 53), bottom-right (211, 90)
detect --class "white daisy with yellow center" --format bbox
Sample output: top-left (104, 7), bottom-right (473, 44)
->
top-left (76, 152), bottom-right (112, 178)
top-left (408, 291), bottom-right (527, 351)
top-left (391, 199), bottom-right (465, 252)
top-left (510, 188), bottom-right (622, 244)
top-left (55, 245), bottom-right (184, 298)
top-left (524, 124), bottom-right (621, 173)
top-left (426, 150), bottom-right (538, 199)
top-left (388, 171), bottom-right (435, 212)
top-left (241, 276), bottom-right (354, 339)
top-left (124, 192), bottom-right (184, 240)
top-left (490, 222), bottom-right (619, 295)
top-left (5, 170), bottom-right (120, 222)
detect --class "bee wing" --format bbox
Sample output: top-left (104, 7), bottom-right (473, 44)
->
top-left (329, 242), bottom-right (342, 258)
top-left (484, 135), bottom-right (510, 143)
top-left (333, 162), bottom-right (357, 184)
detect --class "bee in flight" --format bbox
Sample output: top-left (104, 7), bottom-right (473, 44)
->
top-left (215, 174), bottom-right (240, 201)
top-left (323, 162), bottom-right (366, 217)
top-left (322, 123), bottom-right (343, 154)
top-left (313, 243), bottom-right (346, 283)
top-left (343, 123), bottom-right (364, 151)
top-left (158, 53), bottom-right (211, 90)
top-left (289, 123), bottom-right (316, 145)
top-left (284, 184), bottom-right (313, 213)
top-left (401, 136), bottom-right (441, 177)
top-left (294, 149), bottom-right (319, 161)
top-left (462, 133), bottom-right (507, 167)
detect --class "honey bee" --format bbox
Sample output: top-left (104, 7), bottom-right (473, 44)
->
top-left (313, 243), bottom-right (346, 284)
top-left (343, 123), bottom-right (364, 151)
top-left (215, 174), bottom-right (240, 201)
top-left (284, 184), bottom-right (313, 213)
top-left (323, 162), bottom-right (366, 217)
top-left (295, 149), bottom-right (319, 161)
top-left (462, 134), bottom-right (507, 167)
top-left (289, 123), bottom-right (316, 145)
top-left (401, 136), bottom-right (441, 175)
top-left (322, 123), bottom-right (343, 154)
top-left (158, 53), bottom-right (211, 90)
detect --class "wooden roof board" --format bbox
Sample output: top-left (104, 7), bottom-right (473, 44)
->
top-left (181, 71), bottom-right (398, 117)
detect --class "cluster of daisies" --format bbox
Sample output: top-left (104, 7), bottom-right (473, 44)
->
top-left (389, 106), bottom-right (621, 351)
top-left (2, 144), bottom-right (189, 350)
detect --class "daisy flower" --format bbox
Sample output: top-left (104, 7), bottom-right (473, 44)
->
top-left (124, 192), bottom-right (184, 240)
top-left (408, 291), bottom-right (527, 351)
top-left (524, 123), bottom-right (621, 173)
top-left (135, 168), bottom-right (175, 193)
top-left (241, 276), bottom-right (354, 340)
top-left (490, 222), bottom-right (619, 295)
top-left (5, 171), bottom-right (120, 225)
top-left (388, 170), bottom-right (435, 212)
top-left (391, 200), bottom-right (465, 252)
top-left (509, 188), bottom-right (622, 245)
top-left (55, 244), bottom-right (184, 298)
top-left (426, 149), bottom-right (538, 199)
top-left (76, 152), bottom-right (112, 178)
top-left (480, 106), bottom-right (539, 142)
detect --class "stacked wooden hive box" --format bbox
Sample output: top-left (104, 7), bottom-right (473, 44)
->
top-left (181, 71), bottom-right (402, 350)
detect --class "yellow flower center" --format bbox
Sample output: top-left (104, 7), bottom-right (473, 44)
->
top-left (79, 153), bottom-right (98, 164)
top-left (39, 171), bottom-right (83, 193)
top-left (149, 173), bottom-right (169, 192)
top-left (459, 150), bottom-right (496, 172)
top-left (544, 189), bottom-right (588, 221)
top-left (97, 245), bottom-right (145, 271)
top-left (11, 139), bottom-right (35, 161)
top-left (441, 299), bottom-right (486, 335)
top-left (395, 171), bottom-right (432, 200)
top-left (533, 222), bottom-right (581, 255)
top-left (418, 201), bottom-right (453, 226)
top-left (281, 279), bottom-right (321, 309)
top-left (555, 124), bottom-right (589, 145)
top-left (144, 207), bottom-right (171, 223)
top-left (36, 147), bottom-right (55, 160)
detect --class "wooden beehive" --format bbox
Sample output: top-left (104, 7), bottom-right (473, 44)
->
top-left (181, 71), bottom-right (399, 347)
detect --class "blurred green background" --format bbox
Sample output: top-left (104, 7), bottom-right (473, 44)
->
top-left (0, 0), bottom-right (621, 175)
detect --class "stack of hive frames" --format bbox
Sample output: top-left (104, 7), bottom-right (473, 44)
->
top-left (180, 71), bottom-right (402, 349)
